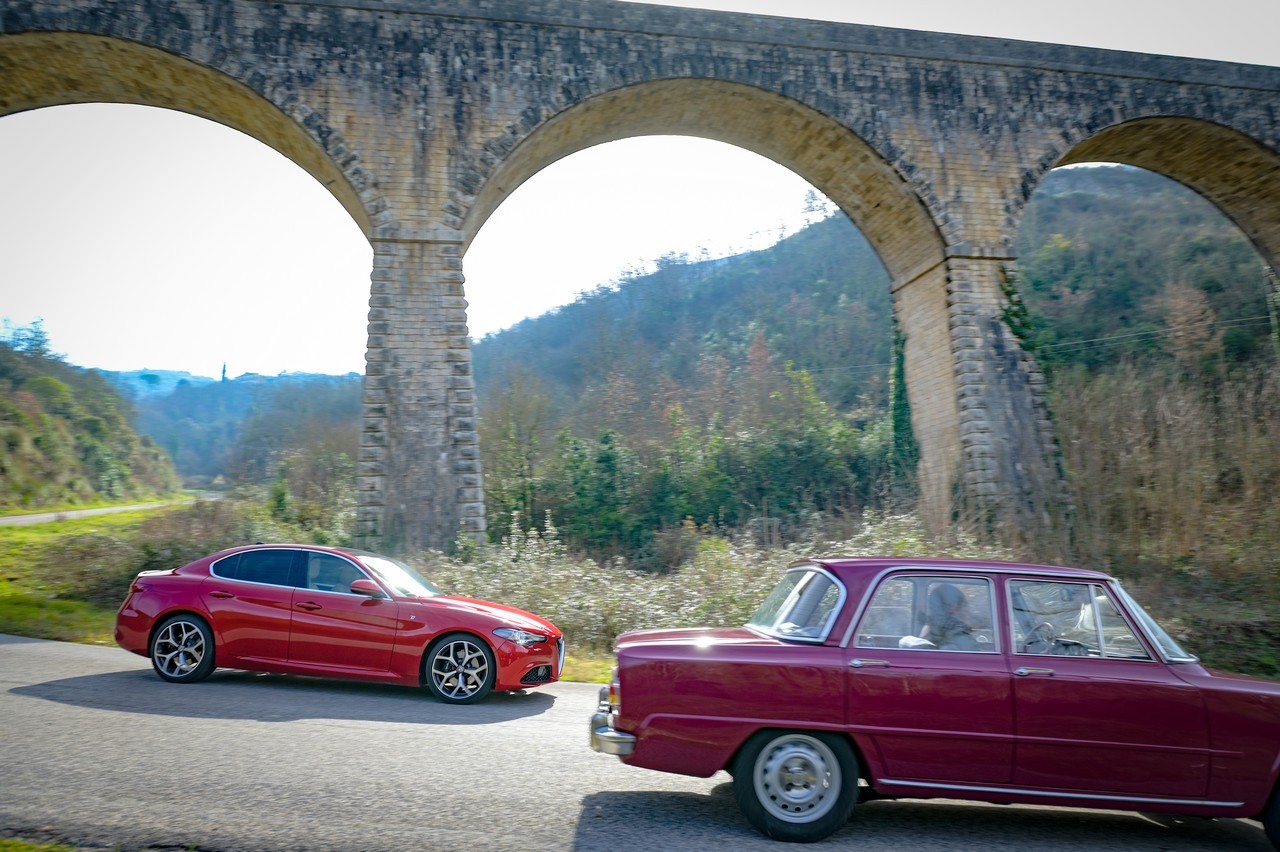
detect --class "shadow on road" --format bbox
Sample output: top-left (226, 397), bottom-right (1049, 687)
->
top-left (573, 785), bottom-right (1272, 851)
top-left (11, 666), bottom-right (557, 725)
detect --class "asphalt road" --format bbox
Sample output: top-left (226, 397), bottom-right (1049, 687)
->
top-left (0, 635), bottom-right (1270, 852)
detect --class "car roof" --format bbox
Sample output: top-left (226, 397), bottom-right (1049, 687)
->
top-left (798, 556), bottom-right (1114, 582)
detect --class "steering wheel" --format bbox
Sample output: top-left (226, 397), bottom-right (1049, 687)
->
top-left (1022, 621), bottom-right (1056, 654)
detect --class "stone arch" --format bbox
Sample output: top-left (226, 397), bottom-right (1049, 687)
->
top-left (459, 79), bottom-right (945, 283)
top-left (0, 31), bottom-right (376, 233)
top-left (459, 78), bottom-right (970, 526)
top-left (1009, 117), bottom-right (1280, 270)
top-left (1059, 118), bottom-right (1280, 270)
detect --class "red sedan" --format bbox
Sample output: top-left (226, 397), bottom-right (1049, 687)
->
top-left (591, 557), bottom-right (1280, 844)
top-left (116, 544), bottom-right (563, 704)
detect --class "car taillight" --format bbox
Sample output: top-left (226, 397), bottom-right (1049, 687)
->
top-left (608, 669), bottom-right (621, 713)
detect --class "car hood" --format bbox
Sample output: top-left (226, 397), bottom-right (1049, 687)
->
top-left (616, 626), bottom-right (775, 649)
top-left (422, 595), bottom-right (561, 636)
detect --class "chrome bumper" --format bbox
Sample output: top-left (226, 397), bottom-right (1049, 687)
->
top-left (589, 686), bottom-right (636, 757)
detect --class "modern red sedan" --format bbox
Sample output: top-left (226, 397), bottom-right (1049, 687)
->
top-left (116, 544), bottom-right (563, 704)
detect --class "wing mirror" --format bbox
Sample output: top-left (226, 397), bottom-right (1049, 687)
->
top-left (350, 578), bottom-right (388, 599)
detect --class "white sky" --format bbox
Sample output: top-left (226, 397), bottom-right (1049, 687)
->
top-left (1, 0), bottom-right (1275, 379)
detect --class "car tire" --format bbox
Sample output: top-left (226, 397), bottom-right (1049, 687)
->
top-left (1264, 786), bottom-right (1280, 850)
top-left (424, 633), bottom-right (495, 704)
top-left (732, 729), bottom-right (857, 843)
top-left (150, 614), bottom-right (215, 683)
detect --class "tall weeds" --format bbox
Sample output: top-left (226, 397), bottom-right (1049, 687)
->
top-left (1051, 363), bottom-right (1280, 604)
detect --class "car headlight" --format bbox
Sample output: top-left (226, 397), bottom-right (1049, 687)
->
top-left (493, 627), bottom-right (547, 647)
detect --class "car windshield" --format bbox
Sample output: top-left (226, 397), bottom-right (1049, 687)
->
top-left (1112, 582), bottom-right (1197, 662)
top-left (357, 553), bottom-right (442, 597)
top-left (746, 565), bottom-right (844, 642)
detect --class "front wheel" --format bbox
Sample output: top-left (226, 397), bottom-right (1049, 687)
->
top-left (424, 633), bottom-right (495, 704)
top-left (150, 614), bottom-right (215, 683)
top-left (732, 730), bottom-right (857, 842)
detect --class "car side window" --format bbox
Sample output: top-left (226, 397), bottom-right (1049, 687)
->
top-left (231, 550), bottom-right (297, 587)
top-left (305, 553), bottom-right (366, 593)
top-left (856, 575), bottom-right (996, 652)
top-left (1010, 580), bottom-right (1152, 659)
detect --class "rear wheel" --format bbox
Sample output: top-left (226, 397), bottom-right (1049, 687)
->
top-left (732, 730), bottom-right (857, 842)
top-left (424, 633), bottom-right (495, 704)
top-left (150, 615), bottom-right (215, 683)
top-left (1264, 786), bottom-right (1280, 850)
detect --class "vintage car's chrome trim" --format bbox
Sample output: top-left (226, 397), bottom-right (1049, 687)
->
top-left (590, 687), bottom-right (636, 756)
top-left (590, 711), bottom-right (636, 756)
top-left (878, 778), bottom-right (1244, 808)
top-left (840, 566), bottom-right (998, 649)
top-left (747, 563), bottom-right (848, 644)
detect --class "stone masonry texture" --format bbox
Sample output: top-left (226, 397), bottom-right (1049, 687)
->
top-left (3, 0), bottom-right (1277, 551)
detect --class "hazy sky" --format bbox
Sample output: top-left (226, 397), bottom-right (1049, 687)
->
top-left (1, 0), bottom-right (1275, 379)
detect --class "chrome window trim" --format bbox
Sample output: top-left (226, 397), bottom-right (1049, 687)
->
top-left (1007, 577), bottom-right (1157, 662)
top-left (848, 571), bottom-right (1000, 654)
top-left (209, 547), bottom-right (300, 589)
top-left (299, 549), bottom-right (374, 596)
top-left (840, 566), bottom-right (1003, 650)
top-left (745, 563), bottom-right (847, 644)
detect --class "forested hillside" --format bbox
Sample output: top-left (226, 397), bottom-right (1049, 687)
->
top-left (0, 324), bottom-right (179, 509)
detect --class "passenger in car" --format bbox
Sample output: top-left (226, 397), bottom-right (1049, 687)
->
top-left (922, 583), bottom-right (980, 651)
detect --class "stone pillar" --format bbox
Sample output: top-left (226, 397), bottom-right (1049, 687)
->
top-left (893, 252), bottom-right (1067, 539)
top-left (946, 253), bottom-right (1067, 537)
top-left (355, 236), bottom-right (485, 555)
top-left (892, 262), bottom-right (962, 532)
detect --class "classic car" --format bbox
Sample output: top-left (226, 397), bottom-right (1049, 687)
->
top-left (116, 543), bottom-right (564, 704)
top-left (590, 557), bottom-right (1280, 844)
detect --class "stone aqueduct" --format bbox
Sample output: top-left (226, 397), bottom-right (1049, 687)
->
top-left (3, 1), bottom-right (1278, 552)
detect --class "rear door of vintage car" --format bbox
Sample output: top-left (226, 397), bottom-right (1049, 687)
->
top-left (1006, 577), bottom-right (1211, 798)
top-left (845, 571), bottom-right (1014, 784)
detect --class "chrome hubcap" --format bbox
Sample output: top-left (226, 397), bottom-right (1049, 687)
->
top-left (753, 735), bottom-right (840, 822)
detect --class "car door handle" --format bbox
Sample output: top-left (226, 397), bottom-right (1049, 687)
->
top-left (295, 602), bottom-right (322, 611)
top-left (850, 659), bottom-right (891, 668)
top-left (1015, 667), bottom-right (1055, 677)
top-left (208, 590), bottom-right (233, 599)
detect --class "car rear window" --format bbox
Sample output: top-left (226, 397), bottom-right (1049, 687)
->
top-left (212, 550), bottom-right (297, 586)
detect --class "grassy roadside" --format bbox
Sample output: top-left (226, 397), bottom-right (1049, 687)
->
top-left (0, 839), bottom-right (76, 852)
top-left (0, 509), bottom-right (159, 645)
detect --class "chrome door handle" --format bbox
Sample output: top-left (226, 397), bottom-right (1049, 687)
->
top-left (1015, 666), bottom-right (1055, 676)
top-left (850, 659), bottom-right (890, 668)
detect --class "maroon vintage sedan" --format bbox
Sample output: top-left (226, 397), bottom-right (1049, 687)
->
top-left (590, 557), bottom-right (1280, 844)
top-left (116, 544), bottom-right (563, 704)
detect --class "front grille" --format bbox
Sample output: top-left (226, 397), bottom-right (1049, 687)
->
top-left (521, 665), bottom-right (552, 684)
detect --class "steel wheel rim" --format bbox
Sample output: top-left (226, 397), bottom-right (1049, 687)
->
top-left (430, 638), bottom-right (489, 699)
top-left (752, 734), bottom-right (840, 823)
top-left (153, 620), bottom-right (206, 678)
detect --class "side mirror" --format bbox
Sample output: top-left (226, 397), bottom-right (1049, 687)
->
top-left (350, 578), bottom-right (388, 599)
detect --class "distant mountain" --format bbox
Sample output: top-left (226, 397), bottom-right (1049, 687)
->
top-left (101, 368), bottom-right (216, 400)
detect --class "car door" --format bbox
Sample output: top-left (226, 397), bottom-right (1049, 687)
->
top-left (200, 548), bottom-right (301, 664)
top-left (286, 551), bottom-right (399, 671)
top-left (847, 573), bottom-right (1014, 784)
top-left (1007, 578), bottom-right (1211, 798)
